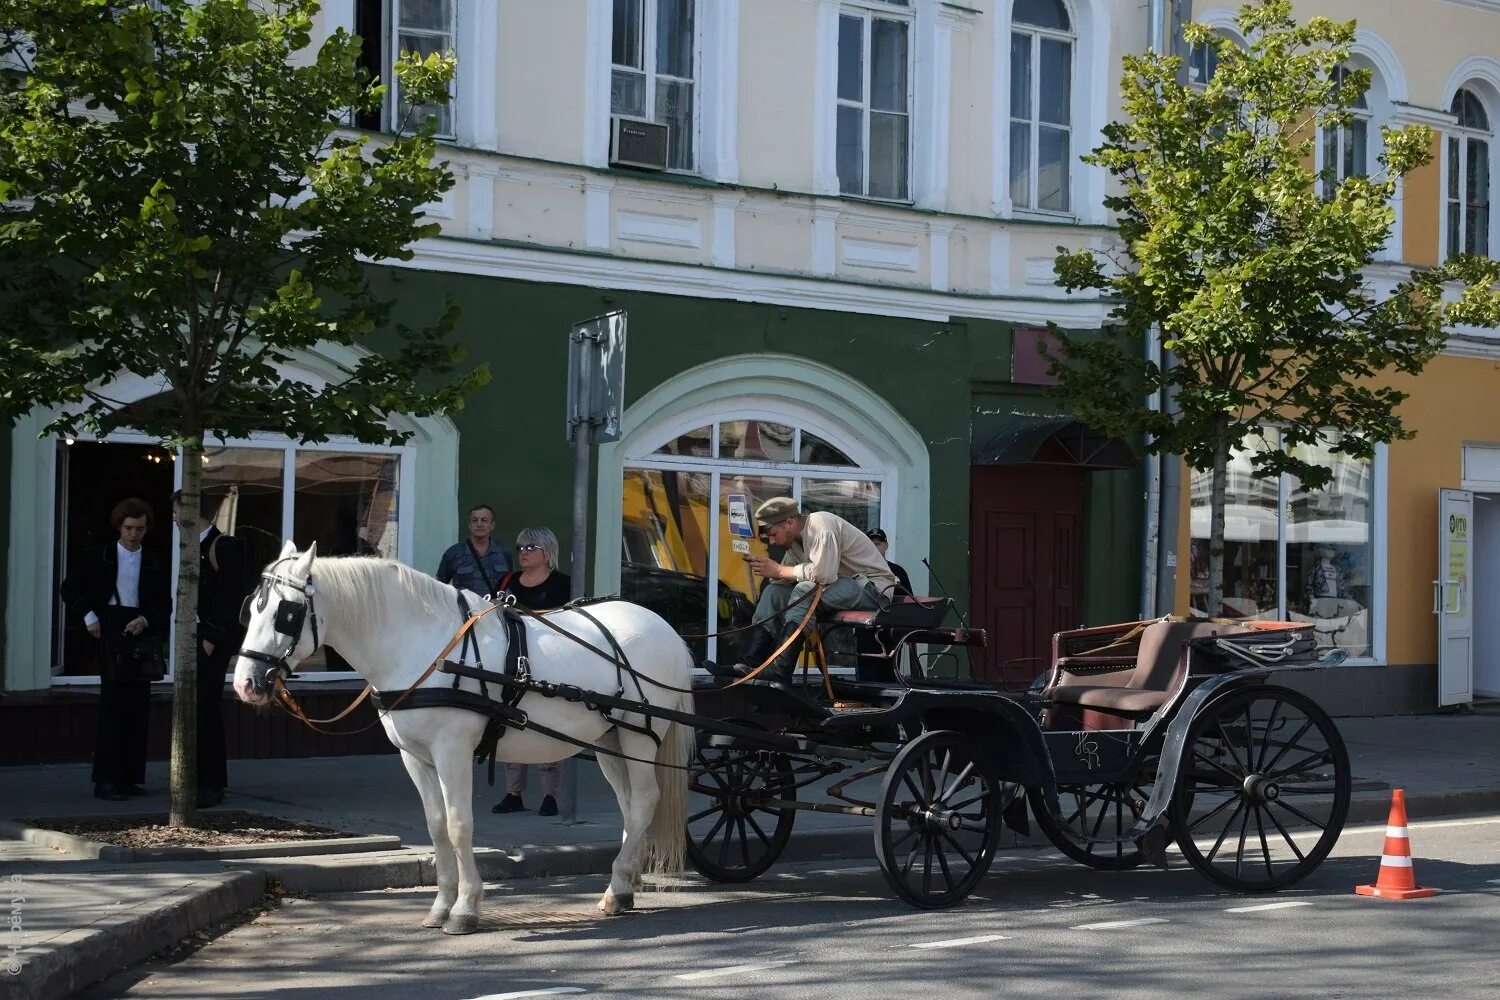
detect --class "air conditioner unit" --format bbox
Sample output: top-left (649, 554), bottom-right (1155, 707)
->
top-left (610, 116), bottom-right (670, 171)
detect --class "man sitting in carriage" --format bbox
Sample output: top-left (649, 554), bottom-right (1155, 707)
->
top-left (716, 496), bottom-right (896, 684)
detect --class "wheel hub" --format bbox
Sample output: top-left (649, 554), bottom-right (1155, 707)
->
top-left (1242, 773), bottom-right (1281, 804)
top-left (918, 806), bottom-right (963, 832)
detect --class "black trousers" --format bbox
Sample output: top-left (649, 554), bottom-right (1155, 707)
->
top-left (92, 606), bottom-right (151, 788)
top-left (195, 638), bottom-right (233, 792)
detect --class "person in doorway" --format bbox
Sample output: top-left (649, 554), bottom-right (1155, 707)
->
top-left (866, 528), bottom-right (913, 597)
top-left (715, 498), bottom-right (896, 684)
top-left (492, 526), bottom-right (572, 817)
top-left (436, 504), bottom-right (513, 599)
top-left (173, 492), bottom-right (246, 809)
top-left (61, 498), bottom-right (171, 801)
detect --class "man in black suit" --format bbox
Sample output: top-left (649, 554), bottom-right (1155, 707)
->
top-left (173, 492), bottom-right (247, 808)
top-left (61, 497), bottom-right (171, 800)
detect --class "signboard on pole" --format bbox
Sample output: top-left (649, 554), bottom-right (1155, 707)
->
top-left (566, 310), bottom-right (627, 443)
top-left (727, 493), bottom-right (752, 554)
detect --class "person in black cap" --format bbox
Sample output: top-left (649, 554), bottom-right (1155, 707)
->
top-left (867, 529), bottom-right (912, 597)
top-left (715, 497), bottom-right (896, 684)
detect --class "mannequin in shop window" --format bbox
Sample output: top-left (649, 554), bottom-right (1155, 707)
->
top-left (1303, 545), bottom-right (1351, 612)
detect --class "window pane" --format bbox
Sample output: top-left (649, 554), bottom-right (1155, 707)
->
top-left (397, 32), bottom-right (453, 135)
top-left (652, 425), bottom-right (713, 457)
top-left (1449, 136), bottom-right (1462, 200)
top-left (868, 110), bottom-right (909, 200)
top-left (202, 448), bottom-right (284, 553)
top-left (1286, 434), bottom-right (1372, 657)
top-left (612, 0), bottom-right (643, 69)
top-left (1037, 124), bottom-right (1069, 212)
top-left (870, 17), bottom-right (908, 113)
top-left (1010, 32), bottom-right (1032, 120)
top-left (293, 452), bottom-right (400, 561)
top-left (1346, 120), bottom-right (1367, 180)
top-left (715, 474), bottom-right (792, 664)
top-left (398, 0), bottom-right (449, 31)
top-left (1189, 431), bottom-right (1282, 620)
top-left (620, 469), bottom-right (712, 659)
top-left (1322, 127), bottom-right (1339, 200)
top-left (656, 0), bottom-right (694, 79)
top-left (1448, 199), bottom-right (1463, 259)
top-left (612, 68), bottom-right (647, 117)
top-left (838, 104), bottom-right (865, 194)
top-left (799, 431), bottom-right (855, 466)
top-left (1014, 0), bottom-right (1070, 31)
top-left (1038, 38), bottom-right (1070, 125)
top-left (1469, 138), bottom-right (1490, 255)
top-left (720, 420), bottom-right (795, 462)
top-left (1010, 121), bottom-right (1032, 208)
top-left (1189, 42), bottom-right (1219, 87)
top-left (838, 15), bottom-right (864, 103)
top-left (801, 479), bottom-right (881, 532)
top-left (656, 77), bottom-right (695, 170)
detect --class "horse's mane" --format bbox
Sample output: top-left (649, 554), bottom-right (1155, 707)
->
top-left (311, 556), bottom-right (463, 635)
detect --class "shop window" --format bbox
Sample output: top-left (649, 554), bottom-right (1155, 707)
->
top-left (1189, 429), bottom-right (1374, 657)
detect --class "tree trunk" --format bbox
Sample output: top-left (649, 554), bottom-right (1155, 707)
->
top-left (169, 445), bottom-right (204, 827)
top-left (1207, 420), bottom-right (1230, 620)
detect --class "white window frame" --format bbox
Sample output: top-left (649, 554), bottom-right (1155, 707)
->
top-left (1319, 68), bottom-right (1371, 201)
top-left (48, 433), bottom-right (414, 686)
top-left (387, 0), bottom-right (456, 140)
top-left (1008, 1), bottom-right (1074, 216)
top-left (836, 0), bottom-right (914, 202)
top-left (1446, 87), bottom-right (1493, 260)
top-left (610, 0), bottom-right (702, 173)
top-left (623, 408), bottom-right (894, 668)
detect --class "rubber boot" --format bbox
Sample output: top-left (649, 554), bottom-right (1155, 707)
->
top-left (765, 619), bottom-right (807, 685)
top-left (729, 623), bottom-right (776, 675)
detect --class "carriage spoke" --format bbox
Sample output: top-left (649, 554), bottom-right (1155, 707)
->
top-left (1190, 749), bottom-right (1243, 786)
top-left (1254, 699), bottom-right (1285, 772)
top-left (902, 773), bottom-right (928, 810)
top-left (933, 837), bottom-right (957, 892)
top-left (1269, 749), bottom-right (1334, 782)
top-left (1232, 801), bottom-right (1252, 877)
top-left (1269, 797), bottom-right (1329, 831)
top-left (744, 810), bottom-right (773, 849)
top-left (1261, 717), bottom-right (1316, 774)
top-left (688, 805), bottom-right (721, 824)
top-left (714, 814), bottom-right (733, 867)
top-left (939, 761), bottom-right (974, 805)
top-left (937, 826), bottom-right (978, 868)
top-left (934, 750), bottom-right (954, 805)
top-left (1240, 704), bottom-right (1261, 777)
top-left (891, 824), bottom-right (919, 851)
top-left (1215, 720), bottom-right (1250, 775)
top-left (1187, 790), bottom-right (1241, 833)
top-left (1253, 806), bottom-right (1274, 878)
top-left (922, 838), bottom-right (935, 896)
top-left (947, 792), bottom-right (985, 813)
top-left (1263, 802), bottom-right (1307, 861)
top-left (1203, 797), bottom-right (1248, 865)
top-left (735, 815), bottom-right (752, 868)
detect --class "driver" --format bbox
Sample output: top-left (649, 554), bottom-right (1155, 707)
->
top-left (719, 497), bottom-right (896, 684)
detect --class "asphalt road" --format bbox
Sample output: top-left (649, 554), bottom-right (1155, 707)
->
top-left (89, 812), bottom-right (1500, 1000)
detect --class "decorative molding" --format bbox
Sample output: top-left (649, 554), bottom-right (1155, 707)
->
top-left (401, 236), bottom-right (1116, 327)
top-left (937, 2), bottom-right (980, 33)
top-left (811, 0), bottom-right (841, 195)
top-left (465, 167), bottom-right (496, 240)
top-left (422, 189), bottom-right (455, 221)
top-left (1390, 103), bottom-right (1458, 129)
top-left (456, 0), bottom-right (500, 151)
top-left (712, 193), bottom-right (742, 269)
top-left (841, 238), bottom-right (921, 273)
top-left (1444, 54), bottom-right (1500, 109)
top-left (488, 164), bottom-right (590, 192)
top-left (617, 210), bottom-right (704, 249)
top-left (989, 229), bottom-right (1012, 296)
top-left (583, 0), bottom-right (612, 167)
top-left (811, 200), bottom-right (840, 276)
top-left (928, 220), bottom-right (956, 292)
top-left (1350, 29), bottom-right (1409, 106)
top-left (584, 178), bottom-right (615, 250)
top-left (1437, 0), bottom-right (1500, 15)
top-left (914, 0), bottom-right (952, 212)
top-left (1024, 256), bottom-right (1057, 286)
top-left (701, 0), bottom-right (741, 184)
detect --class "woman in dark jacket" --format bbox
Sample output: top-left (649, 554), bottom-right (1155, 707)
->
top-left (61, 497), bottom-right (171, 800)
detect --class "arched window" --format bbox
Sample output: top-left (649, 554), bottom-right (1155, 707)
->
top-left (1321, 65), bottom-right (1370, 200)
top-left (1187, 38), bottom-right (1221, 89)
top-left (1009, 0), bottom-right (1073, 214)
top-left (1449, 87), bottom-right (1491, 258)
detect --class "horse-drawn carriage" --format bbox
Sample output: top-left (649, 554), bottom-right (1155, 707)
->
top-left (232, 546), bottom-right (1351, 931)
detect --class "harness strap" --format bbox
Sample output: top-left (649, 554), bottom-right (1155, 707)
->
top-left (725, 585), bottom-right (825, 688)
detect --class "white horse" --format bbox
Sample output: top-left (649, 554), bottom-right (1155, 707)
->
top-left (231, 542), bottom-right (696, 934)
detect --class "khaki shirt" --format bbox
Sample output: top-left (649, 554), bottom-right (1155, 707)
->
top-left (781, 511), bottom-right (898, 595)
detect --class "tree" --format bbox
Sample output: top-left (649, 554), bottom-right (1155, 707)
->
top-left (0, 0), bottom-right (487, 826)
top-left (1046, 0), bottom-right (1500, 619)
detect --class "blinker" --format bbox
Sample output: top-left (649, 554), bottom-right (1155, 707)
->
top-left (274, 599), bottom-right (307, 638)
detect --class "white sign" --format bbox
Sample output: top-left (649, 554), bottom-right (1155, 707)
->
top-left (727, 493), bottom-right (753, 538)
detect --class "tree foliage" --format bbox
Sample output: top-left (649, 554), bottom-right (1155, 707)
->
top-left (0, 0), bottom-right (486, 823)
top-left (1046, 0), bottom-right (1500, 615)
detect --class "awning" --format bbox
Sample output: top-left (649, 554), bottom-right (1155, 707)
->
top-left (973, 417), bottom-right (1137, 470)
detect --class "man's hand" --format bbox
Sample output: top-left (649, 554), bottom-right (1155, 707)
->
top-left (747, 555), bottom-right (793, 581)
top-left (202, 639), bottom-right (216, 656)
top-left (86, 621), bottom-right (101, 638)
top-left (123, 616), bottom-right (146, 637)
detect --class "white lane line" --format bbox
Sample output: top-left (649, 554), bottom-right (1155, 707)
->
top-left (1343, 815), bottom-right (1500, 835)
top-left (911, 933), bottom-right (1011, 949)
top-left (465, 990), bottom-right (587, 999)
top-left (1225, 900), bottom-right (1314, 913)
top-left (1071, 917), bottom-right (1170, 931)
top-left (676, 962), bottom-right (796, 981)
top-left (1487, 879), bottom-right (1500, 885)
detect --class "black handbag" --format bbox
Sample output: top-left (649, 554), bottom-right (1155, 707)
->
top-left (106, 585), bottom-right (166, 682)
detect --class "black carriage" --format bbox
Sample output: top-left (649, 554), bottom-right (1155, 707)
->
top-left (685, 606), bottom-right (1351, 908)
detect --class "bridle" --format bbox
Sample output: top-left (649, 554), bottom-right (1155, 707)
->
top-left (235, 558), bottom-right (322, 691)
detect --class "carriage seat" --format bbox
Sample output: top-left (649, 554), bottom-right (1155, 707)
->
top-left (1045, 620), bottom-right (1247, 717)
top-left (830, 595), bottom-right (951, 629)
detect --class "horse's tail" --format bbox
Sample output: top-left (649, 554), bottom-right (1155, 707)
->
top-left (642, 685), bottom-right (695, 878)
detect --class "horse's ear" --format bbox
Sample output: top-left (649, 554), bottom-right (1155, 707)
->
top-left (292, 541), bottom-right (317, 577)
top-left (278, 540), bottom-right (296, 560)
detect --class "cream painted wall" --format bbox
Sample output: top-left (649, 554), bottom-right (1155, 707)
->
top-left (735, 0), bottom-right (819, 191)
top-left (497, 0), bottom-right (589, 162)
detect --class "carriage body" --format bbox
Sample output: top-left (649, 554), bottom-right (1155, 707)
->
top-left (685, 611), bottom-right (1351, 907)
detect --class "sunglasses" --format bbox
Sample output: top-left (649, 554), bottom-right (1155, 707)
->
top-left (518, 543), bottom-right (544, 553)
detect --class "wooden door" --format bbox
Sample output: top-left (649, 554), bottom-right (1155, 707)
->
top-left (970, 464), bottom-right (1086, 688)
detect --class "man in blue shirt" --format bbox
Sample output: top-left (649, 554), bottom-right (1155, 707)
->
top-left (436, 504), bottom-right (513, 598)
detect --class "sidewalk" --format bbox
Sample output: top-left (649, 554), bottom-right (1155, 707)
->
top-left (3, 707), bottom-right (1499, 1000)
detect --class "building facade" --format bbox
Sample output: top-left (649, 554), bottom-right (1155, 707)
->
top-left (4, 1), bottom-right (1500, 762)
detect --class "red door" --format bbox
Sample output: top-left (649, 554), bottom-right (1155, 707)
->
top-left (969, 465), bottom-right (1086, 688)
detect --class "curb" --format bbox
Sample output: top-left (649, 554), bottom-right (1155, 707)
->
top-left (10, 870), bottom-right (265, 1000)
top-left (0, 817), bottom-right (400, 863)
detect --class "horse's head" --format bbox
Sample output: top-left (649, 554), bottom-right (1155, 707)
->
top-left (233, 540), bottom-right (322, 706)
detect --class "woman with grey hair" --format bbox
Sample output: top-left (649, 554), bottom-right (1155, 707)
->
top-left (492, 526), bottom-right (572, 816)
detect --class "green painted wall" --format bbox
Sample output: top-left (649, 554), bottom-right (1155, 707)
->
top-left (373, 265), bottom-right (1140, 633)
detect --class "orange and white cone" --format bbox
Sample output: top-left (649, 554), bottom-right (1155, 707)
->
top-left (1355, 788), bottom-right (1437, 900)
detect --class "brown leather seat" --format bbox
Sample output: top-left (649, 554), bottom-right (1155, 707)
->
top-left (1047, 620), bottom-right (1246, 717)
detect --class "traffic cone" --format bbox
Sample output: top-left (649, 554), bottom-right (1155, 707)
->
top-left (1355, 789), bottom-right (1437, 900)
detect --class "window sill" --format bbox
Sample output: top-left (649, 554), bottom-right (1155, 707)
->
top-left (838, 192), bottom-right (917, 208)
top-left (1010, 208), bottom-right (1077, 224)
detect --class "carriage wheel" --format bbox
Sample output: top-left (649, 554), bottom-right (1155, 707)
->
top-left (685, 721), bottom-right (796, 882)
top-left (875, 730), bottom-right (1002, 909)
top-left (1169, 686), bottom-right (1350, 893)
top-left (1027, 763), bottom-right (1158, 871)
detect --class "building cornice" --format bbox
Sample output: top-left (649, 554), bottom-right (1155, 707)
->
top-left (1438, 0), bottom-right (1500, 15)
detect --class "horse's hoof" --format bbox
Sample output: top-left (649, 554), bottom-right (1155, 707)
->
top-left (421, 912), bottom-right (448, 929)
top-left (442, 913), bottom-right (480, 935)
top-left (597, 890), bottom-right (633, 915)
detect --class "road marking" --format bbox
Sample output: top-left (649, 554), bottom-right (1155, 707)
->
top-left (1343, 815), bottom-right (1500, 836)
top-left (465, 990), bottom-right (586, 999)
top-left (1487, 879), bottom-right (1500, 885)
top-left (1225, 900), bottom-right (1314, 913)
top-left (676, 962), bottom-right (796, 981)
top-left (1071, 917), bottom-right (1170, 931)
top-left (911, 934), bottom-right (1011, 949)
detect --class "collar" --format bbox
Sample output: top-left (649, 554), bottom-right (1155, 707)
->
top-left (116, 542), bottom-right (142, 559)
top-left (200, 526), bottom-right (213, 543)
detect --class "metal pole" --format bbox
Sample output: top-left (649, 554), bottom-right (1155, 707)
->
top-left (559, 335), bottom-right (593, 825)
